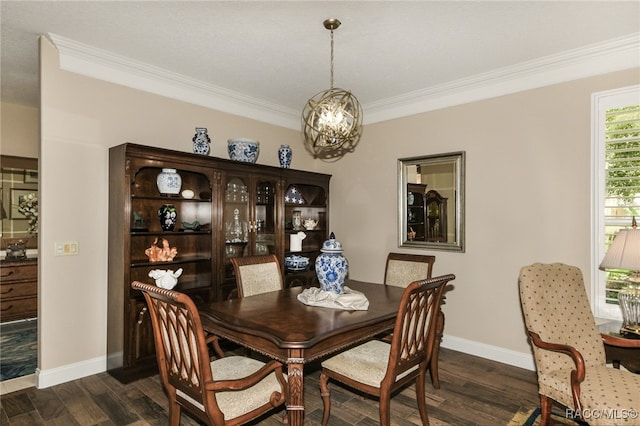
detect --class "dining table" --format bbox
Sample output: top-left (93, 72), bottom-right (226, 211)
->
top-left (198, 279), bottom-right (406, 426)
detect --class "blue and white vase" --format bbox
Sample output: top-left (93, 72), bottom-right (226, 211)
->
top-left (315, 232), bottom-right (348, 294)
top-left (192, 127), bottom-right (211, 156)
top-left (156, 168), bottom-right (182, 195)
top-left (158, 204), bottom-right (177, 232)
top-left (278, 144), bottom-right (292, 168)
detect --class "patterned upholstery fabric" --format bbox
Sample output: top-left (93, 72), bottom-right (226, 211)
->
top-left (385, 260), bottom-right (432, 287)
top-left (177, 356), bottom-right (286, 419)
top-left (384, 254), bottom-right (435, 288)
top-left (519, 263), bottom-right (640, 425)
top-left (237, 262), bottom-right (283, 297)
top-left (320, 339), bottom-right (418, 387)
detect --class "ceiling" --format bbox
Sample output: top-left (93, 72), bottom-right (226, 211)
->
top-left (2, 1), bottom-right (639, 128)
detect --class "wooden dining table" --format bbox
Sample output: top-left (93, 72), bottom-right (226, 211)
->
top-left (198, 280), bottom-right (406, 426)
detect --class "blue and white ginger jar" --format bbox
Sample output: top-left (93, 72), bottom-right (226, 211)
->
top-left (315, 232), bottom-right (348, 294)
top-left (192, 127), bottom-right (211, 156)
top-left (156, 168), bottom-right (182, 195)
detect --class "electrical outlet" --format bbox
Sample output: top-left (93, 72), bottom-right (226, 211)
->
top-left (54, 241), bottom-right (79, 256)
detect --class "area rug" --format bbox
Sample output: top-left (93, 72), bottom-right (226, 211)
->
top-left (0, 321), bottom-right (37, 381)
top-left (508, 407), bottom-right (584, 426)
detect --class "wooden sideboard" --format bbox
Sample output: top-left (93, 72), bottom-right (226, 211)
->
top-left (0, 258), bottom-right (38, 322)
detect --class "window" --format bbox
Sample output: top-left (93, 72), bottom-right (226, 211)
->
top-left (592, 85), bottom-right (640, 319)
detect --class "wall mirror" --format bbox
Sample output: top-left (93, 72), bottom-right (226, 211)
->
top-left (1, 155), bottom-right (38, 249)
top-left (398, 151), bottom-right (465, 252)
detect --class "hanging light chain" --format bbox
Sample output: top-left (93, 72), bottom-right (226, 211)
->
top-left (329, 27), bottom-right (335, 89)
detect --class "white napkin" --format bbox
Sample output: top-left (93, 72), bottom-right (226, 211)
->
top-left (297, 286), bottom-right (369, 311)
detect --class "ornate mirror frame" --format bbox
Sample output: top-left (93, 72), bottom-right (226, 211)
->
top-left (398, 151), bottom-right (465, 252)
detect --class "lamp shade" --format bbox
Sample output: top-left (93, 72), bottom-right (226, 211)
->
top-left (599, 227), bottom-right (640, 272)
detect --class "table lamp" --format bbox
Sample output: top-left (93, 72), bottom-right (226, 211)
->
top-left (599, 217), bottom-right (640, 337)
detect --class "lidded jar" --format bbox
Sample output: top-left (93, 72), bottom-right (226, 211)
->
top-left (156, 168), bottom-right (182, 195)
top-left (315, 232), bottom-right (348, 294)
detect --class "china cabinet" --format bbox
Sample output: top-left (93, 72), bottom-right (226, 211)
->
top-left (406, 183), bottom-right (427, 242)
top-left (0, 259), bottom-right (37, 322)
top-left (107, 143), bottom-right (330, 382)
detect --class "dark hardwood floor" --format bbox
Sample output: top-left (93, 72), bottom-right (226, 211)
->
top-left (0, 348), bottom-right (541, 425)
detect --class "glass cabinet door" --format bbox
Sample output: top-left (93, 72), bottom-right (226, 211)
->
top-left (221, 172), bottom-right (280, 298)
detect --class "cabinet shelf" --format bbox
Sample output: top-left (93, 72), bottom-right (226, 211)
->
top-left (131, 195), bottom-right (212, 202)
top-left (130, 255), bottom-right (211, 268)
top-left (131, 230), bottom-right (212, 236)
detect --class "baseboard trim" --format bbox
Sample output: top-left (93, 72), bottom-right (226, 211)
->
top-left (441, 335), bottom-right (536, 371)
top-left (36, 356), bottom-right (106, 389)
top-left (33, 337), bottom-right (535, 388)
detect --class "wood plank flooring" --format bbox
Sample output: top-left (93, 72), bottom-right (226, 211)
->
top-left (0, 348), bottom-right (541, 425)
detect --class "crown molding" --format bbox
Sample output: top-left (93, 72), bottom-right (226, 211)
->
top-left (48, 33), bottom-right (301, 129)
top-left (49, 32), bottom-right (639, 129)
top-left (364, 33), bottom-right (640, 124)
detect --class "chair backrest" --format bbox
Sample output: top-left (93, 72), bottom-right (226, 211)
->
top-left (384, 274), bottom-right (454, 387)
top-left (230, 254), bottom-right (284, 298)
top-left (131, 281), bottom-right (223, 421)
top-left (384, 252), bottom-right (436, 287)
top-left (518, 263), bottom-right (606, 375)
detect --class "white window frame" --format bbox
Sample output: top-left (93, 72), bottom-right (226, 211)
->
top-left (591, 84), bottom-right (640, 320)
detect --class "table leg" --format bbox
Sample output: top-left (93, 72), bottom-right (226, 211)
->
top-left (286, 351), bottom-right (305, 426)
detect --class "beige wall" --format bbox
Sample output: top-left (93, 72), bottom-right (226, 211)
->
top-left (37, 34), bottom-right (639, 385)
top-left (1, 102), bottom-right (39, 157)
top-left (322, 69), bottom-right (639, 362)
top-left (38, 37), bottom-right (307, 384)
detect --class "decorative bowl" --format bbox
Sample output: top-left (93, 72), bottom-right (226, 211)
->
top-left (285, 255), bottom-right (310, 271)
top-left (228, 138), bottom-right (260, 163)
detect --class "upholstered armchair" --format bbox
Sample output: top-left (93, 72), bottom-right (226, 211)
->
top-left (383, 252), bottom-right (444, 388)
top-left (319, 274), bottom-right (454, 426)
top-left (519, 263), bottom-right (640, 426)
top-left (132, 281), bottom-right (287, 425)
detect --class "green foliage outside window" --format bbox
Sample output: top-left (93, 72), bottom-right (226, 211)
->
top-left (604, 105), bottom-right (640, 304)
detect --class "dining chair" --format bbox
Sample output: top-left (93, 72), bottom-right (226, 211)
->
top-left (519, 263), bottom-right (640, 426)
top-left (230, 254), bottom-right (284, 298)
top-left (319, 273), bottom-right (455, 426)
top-left (131, 281), bottom-right (287, 426)
top-left (382, 252), bottom-right (444, 389)
top-left (383, 252), bottom-right (435, 287)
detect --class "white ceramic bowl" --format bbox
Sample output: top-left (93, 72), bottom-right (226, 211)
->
top-left (228, 138), bottom-right (260, 163)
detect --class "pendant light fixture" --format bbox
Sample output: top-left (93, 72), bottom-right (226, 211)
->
top-left (302, 18), bottom-right (363, 161)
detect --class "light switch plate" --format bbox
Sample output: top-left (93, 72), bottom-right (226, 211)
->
top-left (55, 241), bottom-right (78, 256)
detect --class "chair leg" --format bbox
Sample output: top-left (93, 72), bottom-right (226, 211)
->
top-left (379, 388), bottom-right (392, 426)
top-left (429, 310), bottom-right (445, 389)
top-left (415, 373), bottom-right (430, 425)
top-left (539, 394), bottom-right (552, 426)
top-left (319, 371), bottom-right (331, 426)
top-left (168, 400), bottom-right (181, 426)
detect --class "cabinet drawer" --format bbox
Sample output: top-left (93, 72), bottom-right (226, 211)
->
top-left (1, 281), bottom-right (37, 299)
top-left (1, 296), bottom-right (37, 320)
top-left (1, 264), bottom-right (37, 282)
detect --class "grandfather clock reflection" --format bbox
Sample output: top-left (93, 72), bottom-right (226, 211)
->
top-left (426, 190), bottom-right (447, 242)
